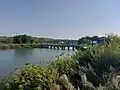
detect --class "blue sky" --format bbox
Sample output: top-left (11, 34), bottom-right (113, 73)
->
top-left (0, 0), bottom-right (120, 39)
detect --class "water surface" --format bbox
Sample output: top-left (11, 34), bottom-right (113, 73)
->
top-left (0, 48), bottom-right (75, 78)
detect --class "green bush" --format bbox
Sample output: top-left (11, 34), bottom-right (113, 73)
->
top-left (73, 35), bottom-right (120, 81)
top-left (0, 64), bottom-right (52, 90)
top-left (0, 54), bottom-right (76, 90)
top-left (48, 54), bottom-right (77, 76)
top-left (1, 34), bottom-right (120, 90)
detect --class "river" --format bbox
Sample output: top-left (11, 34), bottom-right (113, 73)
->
top-left (0, 48), bottom-right (75, 78)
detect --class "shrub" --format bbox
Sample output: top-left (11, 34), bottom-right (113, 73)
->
top-left (0, 55), bottom-right (76, 90)
top-left (48, 54), bottom-right (77, 76)
top-left (0, 64), bottom-right (53, 90)
top-left (73, 35), bottom-right (120, 82)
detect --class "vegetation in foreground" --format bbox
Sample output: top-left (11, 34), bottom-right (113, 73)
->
top-left (1, 35), bottom-right (120, 90)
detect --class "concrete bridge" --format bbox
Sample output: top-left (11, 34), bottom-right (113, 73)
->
top-left (40, 43), bottom-right (80, 50)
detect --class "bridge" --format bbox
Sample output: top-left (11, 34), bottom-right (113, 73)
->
top-left (39, 38), bottom-right (105, 50)
top-left (40, 43), bottom-right (80, 50)
top-left (39, 39), bottom-right (89, 50)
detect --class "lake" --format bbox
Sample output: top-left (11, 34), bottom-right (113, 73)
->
top-left (0, 48), bottom-right (75, 78)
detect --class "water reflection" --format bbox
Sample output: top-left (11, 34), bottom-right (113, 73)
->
top-left (0, 48), bottom-right (75, 78)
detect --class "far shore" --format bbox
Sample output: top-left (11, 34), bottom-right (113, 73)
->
top-left (0, 44), bottom-right (40, 50)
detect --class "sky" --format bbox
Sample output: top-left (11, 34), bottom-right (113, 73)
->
top-left (0, 0), bottom-right (120, 39)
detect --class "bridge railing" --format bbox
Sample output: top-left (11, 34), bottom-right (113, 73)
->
top-left (41, 43), bottom-right (79, 46)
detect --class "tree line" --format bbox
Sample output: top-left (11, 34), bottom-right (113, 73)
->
top-left (0, 34), bottom-right (53, 44)
top-left (0, 35), bottom-right (105, 46)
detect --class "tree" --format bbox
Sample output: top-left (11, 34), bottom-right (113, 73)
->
top-left (91, 36), bottom-right (99, 46)
top-left (13, 34), bottom-right (35, 44)
top-left (91, 36), bottom-right (99, 41)
top-left (0, 36), bottom-right (13, 44)
top-left (84, 36), bottom-right (92, 40)
top-left (78, 36), bottom-right (92, 45)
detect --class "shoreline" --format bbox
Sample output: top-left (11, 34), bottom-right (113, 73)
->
top-left (0, 44), bottom-right (40, 50)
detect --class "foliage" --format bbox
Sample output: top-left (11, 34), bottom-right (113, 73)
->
top-left (0, 44), bottom-right (41, 49)
top-left (0, 54), bottom-right (76, 90)
top-left (0, 36), bottom-right (13, 44)
top-left (0, 34), bottom-right (54, 49)
top-left (13, 35), bottom-right (34, 44)
top-left (75, 35), bottom-right (120, 80)
top-left (1, 34), bottom-right (120, 90)
top-left (78, 36), bottom-right (92, 45)
top-left (78, 36), bottom-right (105, 46)
top-left (0, 64), bottom-right (53, 90)
top-left (48, 54), bottom-right (77, 76)
top-left (0, 35), bottom-right (53, 45)
top-left (91, 36), bottom-right (99, 41)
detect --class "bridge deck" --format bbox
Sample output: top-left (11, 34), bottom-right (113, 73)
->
top-left (41, 43), bottom-right (79, 47)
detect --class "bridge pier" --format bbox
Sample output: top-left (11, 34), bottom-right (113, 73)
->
top-left (61, 46), bottom-right (63, 50)
top-left (72, 47), bottom-right (75, 50)
top-left (57, 46), bottom-right (60, 50)
top-left (40, 43), bottom-right (80, 50)
top-left (48, 46), bottom-right (50, 49)
top-left (61, 46), bottom-right (65, 50)
top-left (68, 46), bottom-right (70, 50)
top-left (40, 45), bottom-right (49, 48)
top-left (75, 46), bottom-right (78, 50)
top-left (63, 47), bottom-right (65, 50)
top-left (50, 46), bottom-right (52, 49)
top-left (53, 46), bottom-right (56, 49)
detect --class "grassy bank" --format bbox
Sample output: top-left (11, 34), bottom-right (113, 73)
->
top-left (1, 35), bottom-right (120, 90)
top-left (0, 44), bottom-right (40, 50)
